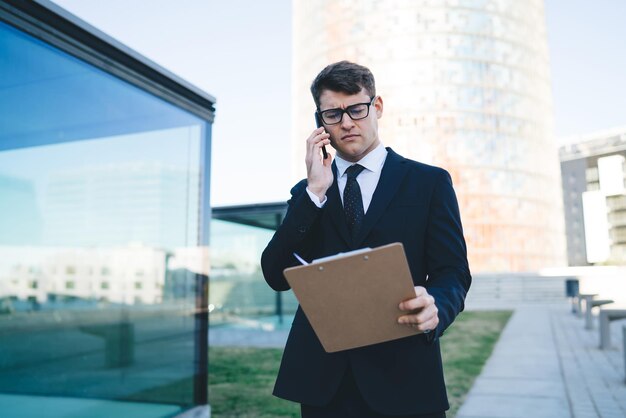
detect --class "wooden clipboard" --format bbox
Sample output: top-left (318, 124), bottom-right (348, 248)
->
top-left (283, 242), bottom-right (419, 352)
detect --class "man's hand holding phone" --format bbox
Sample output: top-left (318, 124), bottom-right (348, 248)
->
top-left (305, 127), bottom-right (333, 202)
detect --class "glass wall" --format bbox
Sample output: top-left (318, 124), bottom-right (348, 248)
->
top-left (209, 219), bottom-right (298, 329)
top-left (0, 16), bottom-right (210, 417)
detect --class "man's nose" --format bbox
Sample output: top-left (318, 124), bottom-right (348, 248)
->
top-left (340, 112), bottom-right (355, 129)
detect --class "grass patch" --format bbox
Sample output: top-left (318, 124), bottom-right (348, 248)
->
top-left (440, 310), bottom-right (512, 417)
top-left (209, 347), bottom-right (294, 417)
top-left (208, 310), bottom-right (512, 418)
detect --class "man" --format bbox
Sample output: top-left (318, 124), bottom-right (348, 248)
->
top-left (261, 61), bottom-right (471, 418)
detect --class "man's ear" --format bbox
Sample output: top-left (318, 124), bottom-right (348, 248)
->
top-left (375, 96), bottom-right (383, 119)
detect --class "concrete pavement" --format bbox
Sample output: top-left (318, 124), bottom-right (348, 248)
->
top-left (456, 305), bottom-right (626, 418)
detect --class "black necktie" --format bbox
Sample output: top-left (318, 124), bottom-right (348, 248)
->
top-left (343, 164), bottom-right (366, 242)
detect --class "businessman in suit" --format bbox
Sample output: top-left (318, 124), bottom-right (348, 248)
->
top-left (261, 61), bottom-right (471, 418)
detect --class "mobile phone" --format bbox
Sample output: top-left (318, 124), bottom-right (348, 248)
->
top-left (314, 112), bottom-right (329, 159)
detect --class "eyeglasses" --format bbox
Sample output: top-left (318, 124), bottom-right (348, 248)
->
top-left (317, 96), bottom-right (376, 125)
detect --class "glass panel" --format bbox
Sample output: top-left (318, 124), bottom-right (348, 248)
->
top-left (209, 219), bottom-right (298, 328)
top-left (0, 19), bottom-right (209, 416)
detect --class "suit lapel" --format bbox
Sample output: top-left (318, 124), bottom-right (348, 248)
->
top-left (326, 161), bottom-right (351, 247)
top-left (353, 148), bottom-right (409, 247)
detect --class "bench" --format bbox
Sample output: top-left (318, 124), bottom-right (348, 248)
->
top-left (585, 299), bottom-right (614, 330)
top-left (599, 309), bottom-right (626, 349)
top-left (578, 293), bottom-right (598, 318)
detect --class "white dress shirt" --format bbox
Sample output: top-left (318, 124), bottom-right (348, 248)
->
top-left (306, 143), bottom-right (388, 213)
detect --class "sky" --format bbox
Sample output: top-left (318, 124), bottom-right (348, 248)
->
top-left (51, 0), bottom-right (626, 206)
top-left (544, 0), bottom-right (626, 142)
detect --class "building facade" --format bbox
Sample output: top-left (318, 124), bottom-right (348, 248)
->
top-left (560, 127), bottom-right (626, 266)
top-left (0, 1), bottom-right (213, 416)
top-left (292, 0), bottom-right (566, 272)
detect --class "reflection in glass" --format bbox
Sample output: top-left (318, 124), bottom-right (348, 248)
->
top-left (208, 219), bottom-right (298, 327)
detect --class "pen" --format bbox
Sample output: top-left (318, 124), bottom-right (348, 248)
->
top-left (293, 252), bottom-right (309, 265)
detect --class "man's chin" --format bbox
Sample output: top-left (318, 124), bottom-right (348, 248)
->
top-left (337, 148), bottom-right (365, 162)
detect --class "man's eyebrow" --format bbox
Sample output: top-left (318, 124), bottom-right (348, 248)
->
top-left (322, 101), bottom-right (368, 111)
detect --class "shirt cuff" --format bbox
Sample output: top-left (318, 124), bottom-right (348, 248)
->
top-left (306, 187), bottom-right (327, 208)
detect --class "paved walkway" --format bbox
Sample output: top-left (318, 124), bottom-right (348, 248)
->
top-left (457, 305), bottom-right (626, 418)
top-left (209, 327), bottom-right (289, 348)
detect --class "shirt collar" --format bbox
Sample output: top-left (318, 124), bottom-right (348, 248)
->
top-left (335, 143), bottom-right (387, 178)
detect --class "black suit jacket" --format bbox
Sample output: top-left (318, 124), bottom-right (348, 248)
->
top-left (261, 148), bottom-right (471, 415)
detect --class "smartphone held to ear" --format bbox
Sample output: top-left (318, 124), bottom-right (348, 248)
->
top-left (314, 112), bottom-right (329, 159)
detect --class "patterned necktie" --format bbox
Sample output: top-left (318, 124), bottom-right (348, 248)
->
top-left (343, 164), bottom-right (366, 242)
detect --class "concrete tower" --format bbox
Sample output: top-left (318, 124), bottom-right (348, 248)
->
top-left (292, 0), bottom-right (566, 272)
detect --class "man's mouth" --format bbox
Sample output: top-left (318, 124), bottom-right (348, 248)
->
top-left (341, 134), bottom-right (359, 140)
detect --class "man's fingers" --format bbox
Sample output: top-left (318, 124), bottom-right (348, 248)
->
top-left (398, 297), bottom-right (427, 311)
top-left (307, 127), bottom-right (324, 140)
top-left (307, 128), bottom-right (329, 145)
top-left (401, 316), bottom-right (438, 333)
top-left (397, 303), bottom-right (437, 324)
top-left (397, 304), bottom-right (439, 333)
top-left (307, 134), bottom-right (329, 156)
top-left (305, 132), bottom-right (330, 166)
top-left (411, 318), bottom-right (438, 333)
top-left (415, 304), bottom-right (438, 323)
top-left (312, 139), bottom-right (330, 161)
top-left (397, 298), bottom-right (439, 334)
top-left (398, 293), bottom-right (434, 311)
top-left (315, 138), bottom-right (331, 148)
top-left (413, 286), bottom-right (427, 297)
top-left (306, 128), bottom-right (327, 147)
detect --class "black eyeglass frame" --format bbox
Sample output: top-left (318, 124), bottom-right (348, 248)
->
top-left (316, 96), bottom-right (376, 125)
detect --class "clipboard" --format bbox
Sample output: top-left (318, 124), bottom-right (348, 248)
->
top-left (283, 242), bottom-right (420, 352)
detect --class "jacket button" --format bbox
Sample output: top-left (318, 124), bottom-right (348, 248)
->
top-left (297, 226), bottom-right (307, 233)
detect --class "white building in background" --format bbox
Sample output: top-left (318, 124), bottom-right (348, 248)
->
top-left (560, 127), bottom-right (626, 266)
top-left (292, 0), bottom-right (566, 273)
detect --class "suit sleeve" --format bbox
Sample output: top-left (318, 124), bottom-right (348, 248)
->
top-left (423, 169), bottom-right (472, 343)
top-left (261, 180), bottom-right (324, 291)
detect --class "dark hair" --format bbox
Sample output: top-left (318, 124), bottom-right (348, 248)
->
top-left (310, 61), bottom-right (376, 109)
